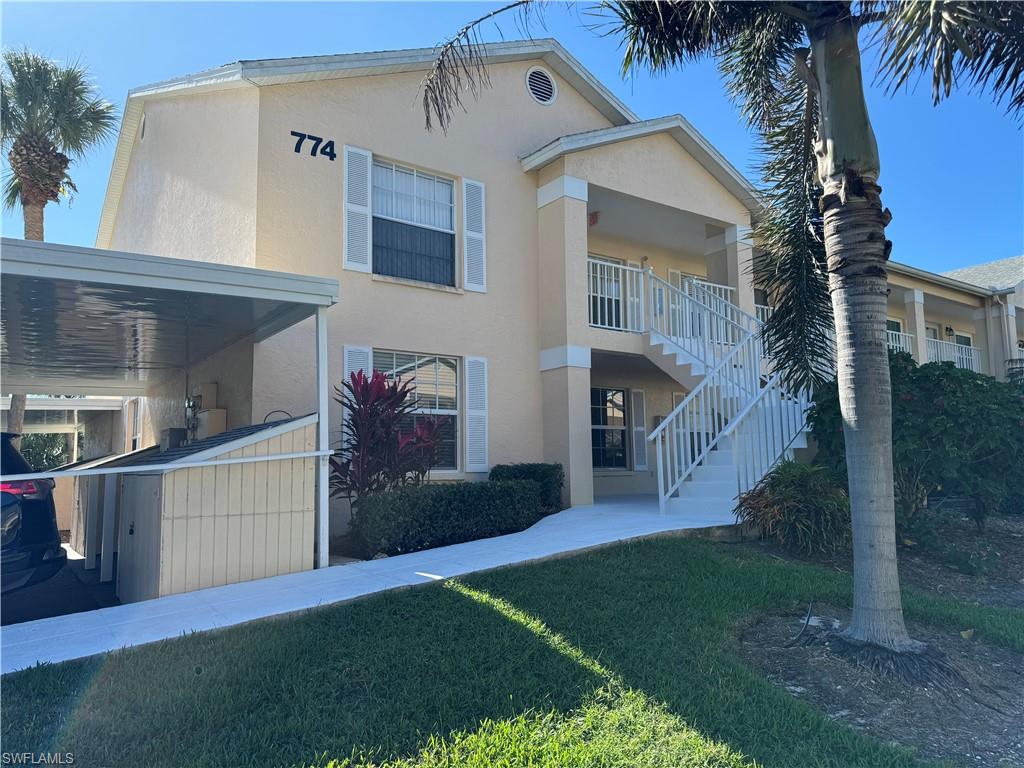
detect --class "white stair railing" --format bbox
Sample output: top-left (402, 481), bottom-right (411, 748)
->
top-left (648, 273), bottom-right (759, 364)
top-left (727, 375), bottom-right (812, 496)
top-left (646, 278), bottom-right (809, 513)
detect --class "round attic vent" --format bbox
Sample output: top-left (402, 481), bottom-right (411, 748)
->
top-left (526, 67), bottom-right (557, 105)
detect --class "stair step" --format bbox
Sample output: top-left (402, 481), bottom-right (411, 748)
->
top-left (666, 495), bottom-right (737, 517)
top-left (690, 464), bottom-right (735, 483)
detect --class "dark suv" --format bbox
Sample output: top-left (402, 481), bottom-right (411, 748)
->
top-left (1, 432), bottom-right (66, 594)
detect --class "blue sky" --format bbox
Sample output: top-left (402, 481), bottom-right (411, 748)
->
top-left (2, 1), bottom-right (1021, 273)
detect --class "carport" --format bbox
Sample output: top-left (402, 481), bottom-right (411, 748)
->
top-left (1, 237), bottom-right (339, 582)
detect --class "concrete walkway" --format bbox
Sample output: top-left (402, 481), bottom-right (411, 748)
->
top-left (1, 497), bottom-right (734, 674)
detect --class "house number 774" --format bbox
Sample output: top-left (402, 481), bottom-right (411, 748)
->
top-left (290, 131), bottom-right (337, 161)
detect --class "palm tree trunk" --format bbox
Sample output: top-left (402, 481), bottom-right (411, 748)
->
top-left (812, 15), bottom-right (921, 652)
top-left (7, 200), bottom-right (46, 444)
top-left (23, 200), bottom-right (44, 241)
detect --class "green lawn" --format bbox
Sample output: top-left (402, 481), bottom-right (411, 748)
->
top-left (3, 538), bottom-right (1022, 768)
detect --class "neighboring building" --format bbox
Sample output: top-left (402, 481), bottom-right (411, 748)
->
top-left (96, 39), bottom-right (1022, 536)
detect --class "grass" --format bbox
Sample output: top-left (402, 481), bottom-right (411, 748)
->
top-left (3, 538), bottom-right (1021, 768)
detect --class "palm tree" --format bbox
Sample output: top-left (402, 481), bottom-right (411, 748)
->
top-left (422, 1), bottom-right (1023, 656)
top-left (1, 49), bottom-right (117, 441)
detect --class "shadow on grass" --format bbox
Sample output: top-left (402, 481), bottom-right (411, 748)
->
top-left (5, 538), bottom-right (1018, 767)
top-left (2, 581), bottom-right (604, 768)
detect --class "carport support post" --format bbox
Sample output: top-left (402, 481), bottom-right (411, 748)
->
top-left (315, 305), bottom-right (330, 568)
top-left (100, 473), bottom-right (118, 582)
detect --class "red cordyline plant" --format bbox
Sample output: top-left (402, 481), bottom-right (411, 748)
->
top-left (329, 369), bottom-right (445, 502)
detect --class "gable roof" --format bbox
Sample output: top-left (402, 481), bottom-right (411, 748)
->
top-left (520, 115), bottom-right (762, 216)
top-left (941, 255), bottom-right (1024, 291)
top-left (96, 38), bottom-right (638, 247)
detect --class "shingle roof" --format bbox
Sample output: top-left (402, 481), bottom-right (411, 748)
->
top-left (117, 416), bottom-right (309, 468)
top-left (942, 256), bottom-right (1024, 291)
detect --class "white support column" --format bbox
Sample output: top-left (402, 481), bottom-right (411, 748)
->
top-left (100, 473), bottom-right (118, 582)
top-left (315, 305), bottom-right (330, 569)
top-left (903, 289), bottom-right (928, 364)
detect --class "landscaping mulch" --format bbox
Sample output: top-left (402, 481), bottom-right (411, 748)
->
top-left (739, 607), bottom-right (1024, 767)
top-left (741, 514), bottom-right (1024, 608)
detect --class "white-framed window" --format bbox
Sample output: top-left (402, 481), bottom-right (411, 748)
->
top-left (345, 146), bottom-right (486, 292)
top-left (372, 349), bottom-right (459, 471)
top-left (372, 161), bottom-right (455, 233)
top-left (371, 160), bottom-right (456, 287)
top-left (591, 387), bottom-right (629, 470)
top-left (886, 318), bottom-right (903, 333)
top-left (954, 331), bottom-right (973, 347)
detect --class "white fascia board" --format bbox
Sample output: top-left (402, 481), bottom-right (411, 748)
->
top-left (0, 396), bottom-right (123, 412)
top-left (2, 238), bottom-right (339, 307)
top-left (520, 115), bottom-right (763, 217)
top-left (888, 260), bottom-right (996, 298)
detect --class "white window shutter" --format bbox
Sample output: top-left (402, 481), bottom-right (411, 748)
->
top-left (631, 389), bottom-right (647, 470)
top-left (343, 345), bottom-right (372, 386)
top-left (464, 356), bottom-right (488, 472)
top-left (462, 178), bottom-right (486, 292)
top-left (343, 146), bottom-right (372, 273)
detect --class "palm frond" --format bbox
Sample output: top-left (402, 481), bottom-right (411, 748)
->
top-left (421, 0), bottom-right (538, 132)
top-left (599, 1), bottom-right (777, 76)
top-left (1, 47), bottom-right (118, 154)
top-left (752, 62), bottom-right (835, 389)
top-left (2, 172), bottom-right (20, 211)
top-left (877, 1), bottom-right (1024, 120)
top-left (1, 167), bottom-right (78, 211)
top-left (717, 10), bottom-right (805, 130)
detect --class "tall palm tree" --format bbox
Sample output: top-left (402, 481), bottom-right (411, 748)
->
top-left (423, 1), bottom-right (1023, 656)
top-left (1, 49), bottom-right (117, 441)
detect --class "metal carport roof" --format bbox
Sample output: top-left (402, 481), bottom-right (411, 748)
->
top-left (1, 237), bottom-right (338, 396)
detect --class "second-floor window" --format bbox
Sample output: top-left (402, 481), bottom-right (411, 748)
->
top-left (371, 161), bottom-right (456, 287)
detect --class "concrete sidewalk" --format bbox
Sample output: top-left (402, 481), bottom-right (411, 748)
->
top-left (1, 497), bottom-right (735, 674)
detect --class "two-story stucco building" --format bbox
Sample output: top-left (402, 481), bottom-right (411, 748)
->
top-left (97, 39), bottom-right (1024, 541)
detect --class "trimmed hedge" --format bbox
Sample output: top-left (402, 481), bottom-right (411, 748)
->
top-left (489, 463), bottom-right (565, 511)
top-left (352, 480), bottom-right (543, 557)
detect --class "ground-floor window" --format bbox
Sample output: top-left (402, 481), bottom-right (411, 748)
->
top-left (591, 387), bottom-right (629, 469)
top-left (372, 349), bottom-right (459, 470)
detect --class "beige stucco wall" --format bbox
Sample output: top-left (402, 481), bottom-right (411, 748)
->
top-left (564, 133), bottom-right (752, 228)
top-left (109, 88), bottom-right (259, 266)
top-left (136, 337), bottom-right (256, 449)
top-left (590, 354), bottom-right (689, 497)
top-left (588, 231), bottom-right (707, 282)
top-left (249, 60), bottom-right (616, 476)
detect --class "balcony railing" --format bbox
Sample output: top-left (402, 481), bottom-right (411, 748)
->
top-left (927, 338), bottom-right (984, 373)
top-left (587, 259), bottom-right (646, 332)
top-left (886, 330), bottom-right (915, 355)
top-left (755, 304), bottom-right (773, 325)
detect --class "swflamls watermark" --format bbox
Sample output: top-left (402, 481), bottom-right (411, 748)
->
top-left (1, 754), bottom-right (75, 765)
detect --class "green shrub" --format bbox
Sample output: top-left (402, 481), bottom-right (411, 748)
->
top-left (735, 460), bottom-right (851, 555)
top-left (810, 351), bottom-right (1024, 532)
top-left (352, 480), bottom-right (543, 557)
top-left (488, 463), bottom-right (564, 511)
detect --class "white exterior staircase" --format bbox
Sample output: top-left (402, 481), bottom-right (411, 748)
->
top-left (641, 272), bottom-right (811, 514)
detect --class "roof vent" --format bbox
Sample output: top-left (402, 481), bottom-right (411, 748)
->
top-left (526, 67), bottom-right (557, 105)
